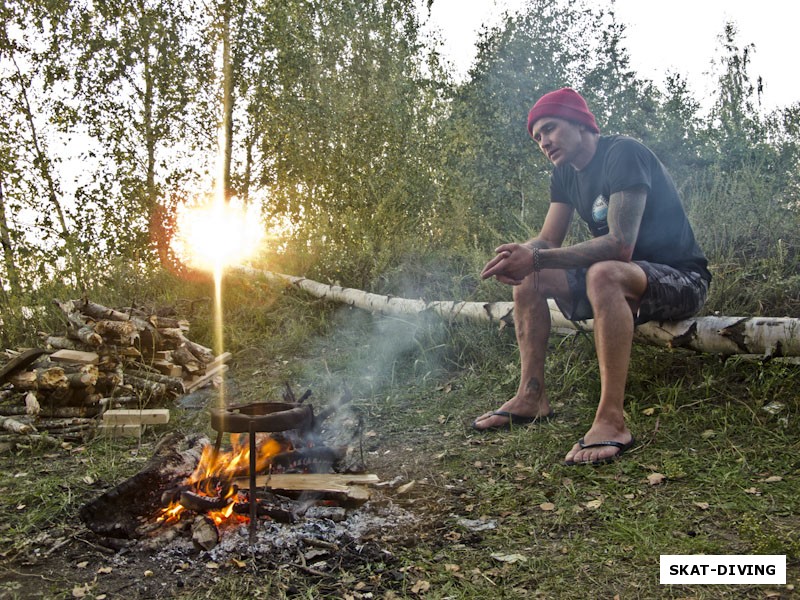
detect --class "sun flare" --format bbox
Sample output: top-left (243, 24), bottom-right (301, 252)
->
top-left (170, 198), bottom-right (264, 273)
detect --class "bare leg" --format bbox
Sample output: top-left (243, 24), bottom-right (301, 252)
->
top-left (564, 261), bottom-right (646, 463)
top-left (472, 270), bottom-right (570, 429)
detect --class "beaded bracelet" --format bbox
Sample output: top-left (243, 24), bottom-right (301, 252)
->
top-left (532, 247), bottom-right (541, 289)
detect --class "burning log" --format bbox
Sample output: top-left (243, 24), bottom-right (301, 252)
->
top-left (240, 268), bottom-right (800, 358)
top-left (179, 489), bottom-right (235, 512)
top-left (233, 473), bottom-right (380, 507)
top-left (232, 501), bottom-right (296, 523)
top-left (80, 433), bottom-right (209, 538)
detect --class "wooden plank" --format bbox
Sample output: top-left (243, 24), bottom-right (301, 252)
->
top-left (183, 363), bottom-right (229, 393)
top-left (234, 473), bottom-right (380, 491)
top-left (50, 349), bottom-right (100, 364)
top-left (97, 423), bottom-right (141, 437)
top-left (102, 409), bottom-right (170, 425)
top-left (209, 351), bottom-right (232, 367)
top-left (152, 360), bottom-right (182, 378)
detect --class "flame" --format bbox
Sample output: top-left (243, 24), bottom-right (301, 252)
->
top-left (157, 434), bottom-right (288, 525)
top-left (169, 197), bottom-right (264, 273)
top-left (187, 434), bottom-right (285, 490)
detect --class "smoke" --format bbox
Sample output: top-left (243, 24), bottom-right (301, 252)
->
top-left (323, 299), bottom-right (448, 397)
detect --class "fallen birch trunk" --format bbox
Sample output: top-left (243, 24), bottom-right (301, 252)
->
top-left (237, 267), bottom-right (800, 358)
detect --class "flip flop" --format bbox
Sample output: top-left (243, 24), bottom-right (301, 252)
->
top-left (563, 437), bottom-right (636, 466)
top-left (471, 409), bottom-right (554, 432)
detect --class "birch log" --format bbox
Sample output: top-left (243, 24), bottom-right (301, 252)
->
top-left (237, 267), bottom-right (800, 358)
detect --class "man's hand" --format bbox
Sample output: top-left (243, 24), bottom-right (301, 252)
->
top-left (480, 243), bottom-right (534, 285)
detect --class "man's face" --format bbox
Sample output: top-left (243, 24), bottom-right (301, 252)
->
top-left (530, 117), bottom-right (587, 169)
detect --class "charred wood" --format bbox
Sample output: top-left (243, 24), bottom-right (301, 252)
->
top-left (232, 502), bottom-right (296, 523)
top-left (179, 489), bottom-right (235, 512)
top-left (269, 446), bottom-right (346, 474)
top-left (80, 433), bottom-right (208, 538)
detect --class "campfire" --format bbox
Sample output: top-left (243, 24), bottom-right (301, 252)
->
top-left (159, 398), bottom-right (340, 545)
top-left (78, 386), bottom-right (391, 554)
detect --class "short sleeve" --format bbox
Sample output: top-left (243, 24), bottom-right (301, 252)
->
top-left (604, 138), bottom-right (652, 194)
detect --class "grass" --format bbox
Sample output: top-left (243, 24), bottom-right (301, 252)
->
top-left (0, 274), bottom-right (799, 599)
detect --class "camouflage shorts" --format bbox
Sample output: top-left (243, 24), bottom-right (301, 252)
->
top-left (556, 261), bottom-right (710, 325)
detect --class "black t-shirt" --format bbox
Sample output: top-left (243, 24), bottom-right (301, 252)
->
top-left (550, 135), bottom-right (711, 281)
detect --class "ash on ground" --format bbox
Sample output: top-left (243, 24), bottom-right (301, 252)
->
top-left (114, 497), bottom-right (415, 574)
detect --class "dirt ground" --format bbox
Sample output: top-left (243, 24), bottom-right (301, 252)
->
top-left (0, 388), bottom-right (456, 600)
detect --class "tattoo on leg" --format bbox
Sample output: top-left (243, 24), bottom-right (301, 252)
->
top-left (525, 377), bottom-right (541, 395)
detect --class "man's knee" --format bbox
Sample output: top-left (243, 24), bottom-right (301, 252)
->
top-left (585, 261), bottom-right (646, 301)
top-left (512, 275), bottom-right (539, 305)
top-left (513, 268), bottom-right (571, 301)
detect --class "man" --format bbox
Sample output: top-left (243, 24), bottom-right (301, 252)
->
top-left (474, 88), bottom-right (711, 465)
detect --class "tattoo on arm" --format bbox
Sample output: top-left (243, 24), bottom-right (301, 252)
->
top-left (607, 186), bottom-right (646, 252)
top-left (536, 187), bottom-right (646, 269)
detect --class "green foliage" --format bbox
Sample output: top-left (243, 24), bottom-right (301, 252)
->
top-left (441, 0), bottom-right (597, 244)
top-left (235, 0), bottom-right (450, 286)
top-left (0, 0), bottom-right (798, 327)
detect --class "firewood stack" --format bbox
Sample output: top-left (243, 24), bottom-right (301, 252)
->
top-left (0, 298), bottom-right (230, 449)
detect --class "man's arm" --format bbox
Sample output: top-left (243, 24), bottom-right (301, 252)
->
top-left (527, 201), bottom-right (574, 250)
top-left (536, 186), bottom-right (646, 270)
top-left (481, 187), bottom-right (646, 284)
top-left (480, 202), bottom-right (573, 284)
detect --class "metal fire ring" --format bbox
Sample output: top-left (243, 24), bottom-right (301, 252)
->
top-left (209, 402), bottom-right (314, 434)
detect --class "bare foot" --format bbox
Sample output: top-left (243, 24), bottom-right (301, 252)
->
top-left (472, 397), bottom-right (552, 431)
top-left (563, 423), bottom-right (634, 465)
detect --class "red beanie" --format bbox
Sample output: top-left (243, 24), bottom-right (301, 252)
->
top-left (527, 88), bottom-right (600, 136)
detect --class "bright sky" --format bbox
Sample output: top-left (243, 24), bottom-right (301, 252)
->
top-left (421, 0), bottom-right (799, 113)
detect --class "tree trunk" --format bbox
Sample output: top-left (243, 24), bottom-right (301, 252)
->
top-left (237, 267), bottom-right (800, 358)
top-left (0, 177), bottom-right (20, 297)
top-left (219, 0), bottom-right (234, 202)
top-left (10, 55), bottom-right (81, 285)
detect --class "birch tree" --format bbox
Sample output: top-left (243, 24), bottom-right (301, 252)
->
top-left (58, 0), bottom-right (216, 266)
top-left (0, 0), bottom-right (81, 289)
